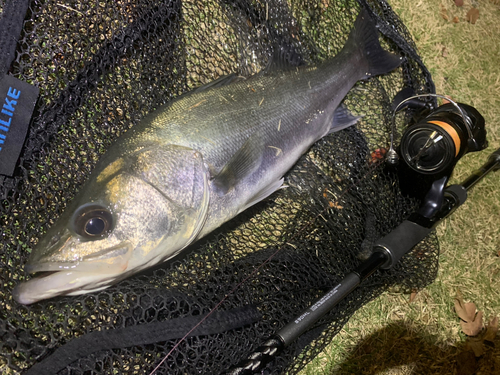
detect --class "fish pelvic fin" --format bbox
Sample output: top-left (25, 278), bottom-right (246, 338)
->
top-left (348, 9), bottom-right (402, 79)
top-left (239, 177), bottom-right (284, 214)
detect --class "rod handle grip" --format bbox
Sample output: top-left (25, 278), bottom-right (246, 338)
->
top-left (374, 220), bottom-right (432, 269)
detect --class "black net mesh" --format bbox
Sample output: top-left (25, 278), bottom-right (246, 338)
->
top-left (0, 0), bottom-right (438, 374)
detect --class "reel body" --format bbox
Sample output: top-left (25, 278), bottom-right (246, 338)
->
top-left (396, 102), bottom-right (487, 201)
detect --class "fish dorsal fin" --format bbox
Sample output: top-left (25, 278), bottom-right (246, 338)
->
top-left (329, 104), bottom-right (362, 133)
top-left (263, 44), bottom-right (304, 74)
top-left (212, 132), bottom-right (265, 195)
top-left (193, 73), bottom-right (244, 93)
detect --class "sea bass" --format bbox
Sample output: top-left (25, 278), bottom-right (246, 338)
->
top-left (13, 10), bottom-right (400, 304)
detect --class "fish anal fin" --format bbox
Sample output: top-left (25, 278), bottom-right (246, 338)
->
top-left (329, 104), bottom-right (362, 133)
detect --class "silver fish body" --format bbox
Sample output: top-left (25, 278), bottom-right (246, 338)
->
top-left (13, 10), bottom-right (401, 304)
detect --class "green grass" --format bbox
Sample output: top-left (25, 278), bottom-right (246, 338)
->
top-left (300, 0), bottom-right (500, 373)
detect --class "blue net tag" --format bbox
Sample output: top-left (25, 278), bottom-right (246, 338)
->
top-left (0, 74), bottom-right (39, 176)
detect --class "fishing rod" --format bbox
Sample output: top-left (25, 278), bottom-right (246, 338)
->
top-left (224, 100), bottom-right (497, 374)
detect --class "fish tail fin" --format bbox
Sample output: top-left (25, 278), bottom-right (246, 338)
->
top-left (348, 9), bottom-right (401, 78)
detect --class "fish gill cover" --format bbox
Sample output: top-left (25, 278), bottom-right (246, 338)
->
top-left (0, 0), bottom-right (436, 374)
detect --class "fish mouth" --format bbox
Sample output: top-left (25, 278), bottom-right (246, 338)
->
top-left (13, 243), bottom-right (134, 305)
top-left (25, 262), bottom-right (83, 274)
top-left (12, 269), bottom-right (126, 305)
top-left (26, 241), bottom-right (134, 274)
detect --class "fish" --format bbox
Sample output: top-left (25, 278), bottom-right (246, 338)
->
top-left (13, 9), bottom-right (401, 304)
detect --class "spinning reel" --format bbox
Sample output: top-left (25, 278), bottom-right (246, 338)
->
top-left (388, 94), bottom-right (487, 202)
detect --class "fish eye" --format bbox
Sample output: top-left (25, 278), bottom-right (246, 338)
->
top-left (72, 204), bottom-right (114, 239)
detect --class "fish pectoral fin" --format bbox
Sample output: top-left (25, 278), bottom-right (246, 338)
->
top-left (329, 104), bottom-right (362, 133)
top-left (212, 132), bottom-right (265, 194)
top-left (239, 177), bottom-right (284, 214)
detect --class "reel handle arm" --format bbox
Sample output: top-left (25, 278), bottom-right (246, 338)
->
top-left (461, 147), bottom-right (500, 190)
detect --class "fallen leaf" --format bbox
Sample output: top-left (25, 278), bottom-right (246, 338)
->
top-left (461, 310), bottom-right (483, 336)
top-left (455, 292), bottom-right (484, 336)
top-left (466, 8), bottom-right (480, 24)
top-left (409, 290), bottom-right (418, 303)
top-left (455, 291), bottom-right (472, 321)
top-left (442, 46), bottom-right (448, 57)
top-left (370, 148), bottom-right (387, 164)
top-left (440, 4), bottom-right (449, 21)
top-left (484, 316), bottom-right (499, 342)
top-left (453, 16), bottom-right (460, 23)
top-left (455, 0), bottom-right (464, 6)
top-left (328, 201), bottom-right (343, 209)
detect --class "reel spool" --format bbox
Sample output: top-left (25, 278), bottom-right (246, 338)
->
top-left (389, 95), bottom-right (487, 201)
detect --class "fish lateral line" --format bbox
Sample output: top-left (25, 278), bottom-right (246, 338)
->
top-left (199, 135), bottom-right (216, 145)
